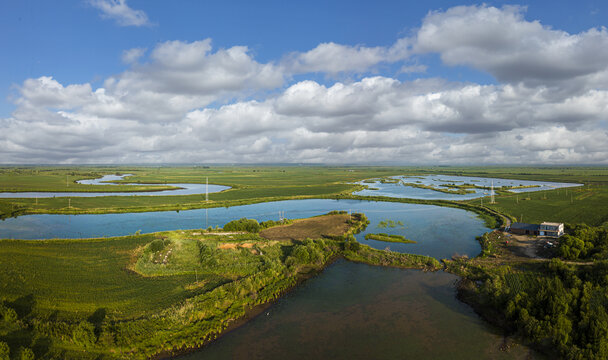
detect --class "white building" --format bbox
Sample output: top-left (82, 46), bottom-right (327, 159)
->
top-left (539, 222), bottom-right (564, 238)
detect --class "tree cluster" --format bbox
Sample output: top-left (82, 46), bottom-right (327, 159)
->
top-left (558, 224), bottom-right (608, 260)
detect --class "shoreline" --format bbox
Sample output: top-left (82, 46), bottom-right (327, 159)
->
top-left (159, 254), bottom-right (344, 359)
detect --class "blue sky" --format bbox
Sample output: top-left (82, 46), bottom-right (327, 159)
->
top-left (1, 1), bottom-right (607, 164)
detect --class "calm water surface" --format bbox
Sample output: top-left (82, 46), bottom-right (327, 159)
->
top-left (355, 174), bottom-right (582, 200)
top-left (0, 199), bottom-right (487, 259)
top-left (180, 261), bottom-right (535, 360)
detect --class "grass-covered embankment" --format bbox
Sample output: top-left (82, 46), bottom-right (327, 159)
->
top-left (343, 237), bottom-right (440, 271)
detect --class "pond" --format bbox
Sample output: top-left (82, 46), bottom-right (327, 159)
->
top-left (354, 174), bottom-right (582, 200)
top-left (0, 174), bottom-right (230, 198)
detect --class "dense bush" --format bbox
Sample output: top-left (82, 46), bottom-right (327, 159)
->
top-left (146, 239), bottom-right (167, 253)
top-left (558, 224), bottom-right (608, 260)
top-left (72, 321), bottom-right (96, 348)
top-left (469, 259), bottom-right (608, 359)
top-left (223, 218), bottom-right (261, 233)
top-left (0, 342), bottom-right (9, 360)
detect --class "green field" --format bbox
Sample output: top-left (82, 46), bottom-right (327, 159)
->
top-left (471, 184), bottom-right (608, 226)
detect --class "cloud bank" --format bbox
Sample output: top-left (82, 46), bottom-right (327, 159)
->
top-left (2, 5), bottom-right (607, 164)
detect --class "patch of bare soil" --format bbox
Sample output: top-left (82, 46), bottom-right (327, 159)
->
top-left (504, 233), bottom-right (546, 259)
top-left (259, 214), bottom-right (351, 241)
top-left (217, 243), bottom-right (237, 250)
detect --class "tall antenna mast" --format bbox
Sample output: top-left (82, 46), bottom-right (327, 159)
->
top-left (205, 177), bottom-right (209, 202)
top-left (490, 180), bottom-right (495, 204)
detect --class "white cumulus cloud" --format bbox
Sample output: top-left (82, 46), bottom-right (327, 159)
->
top-left (89, 0), bottom-right (151, 27)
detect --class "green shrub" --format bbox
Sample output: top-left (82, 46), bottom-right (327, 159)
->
top-left (72, 321), bottom-right (96, 347)
top-left (147, 239), bottom-right (166, 253)
top-left (18, 347), bottom-right (34, 360)
top-left (0, 342), bottom-right (9, 360)
top-left (223, 218), bottom-right (261, 233)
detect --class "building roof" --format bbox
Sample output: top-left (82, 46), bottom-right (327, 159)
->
top-left (540, 222), bottom-right (563, 226)
top-left (510, 222), bottom-right (540, 231)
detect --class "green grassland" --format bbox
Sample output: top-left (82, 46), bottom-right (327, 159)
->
top-left (0, 167), bottom-right (178, 192)
top-left (470, 184), bottom-right (608, 226)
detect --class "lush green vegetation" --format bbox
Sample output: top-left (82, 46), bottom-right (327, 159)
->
top-left (453, 259), bottom-right (608, 359)
top-left (365, 233), bottom-right (416, 244)
top-left (557, 224), bottom-right (608, 260)
top-left (473, 184), bottom-right (608, 227)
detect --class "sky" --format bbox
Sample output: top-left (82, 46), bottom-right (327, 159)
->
top-left (1, 0), bottom-right (607, 165)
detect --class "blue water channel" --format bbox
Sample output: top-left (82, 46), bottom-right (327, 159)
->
top-left (0, 199), bottom-right (488, 260)
top-left (355, 174), bottom-right (582, 200)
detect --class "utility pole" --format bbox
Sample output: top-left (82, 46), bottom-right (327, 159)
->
top-left (205, 177), bottom-right (209, 202)
top-left (68, 198), bottom-right (71, 209)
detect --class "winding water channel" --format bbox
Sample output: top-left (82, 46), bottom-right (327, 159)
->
top-left (0, 174), bottom-right (230, 198)
top-left (0, 175), bottom-right (540, 358)
top-left (355, 174), bottom-right (582, 200)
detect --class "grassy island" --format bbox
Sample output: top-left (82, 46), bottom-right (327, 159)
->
top-left (365, 233), bottom-right (416, 244)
